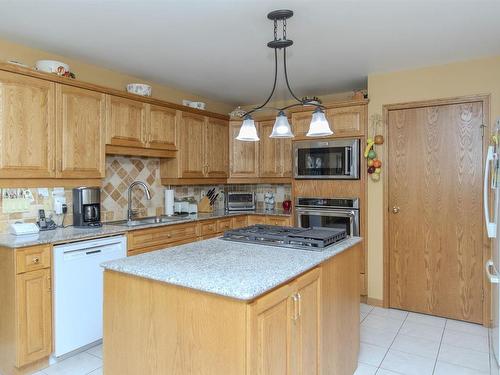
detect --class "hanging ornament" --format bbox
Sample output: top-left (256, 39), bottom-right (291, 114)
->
top-left (366, 114), bottom-right (385, 182)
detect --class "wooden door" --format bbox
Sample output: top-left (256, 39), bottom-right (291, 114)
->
top-left (259, 120), bottom-right (282, 177)
top-left (326, 105), bottom-right (366, 137)
top-left (249, 284), bottom-right (294, 375)
top-left (388, 101), bottom-right (484, 323)
top-left (294, 269), bottom-right (320, 375)
top-left (205, 118), bottom-right (229, 178)
top-left (229, 121), bottom-right (259, 178)
top-left (106, 95), bottom-right (146, 148)
top-left (148, 105), bottom-right (177, 150)
top-left (16, 269), bottom-right (52, 367)
top-left (56, 85), bottom-right (105, 178)
top-left (180, 112), bottom-right (206, 178)
top-left (0, 71), bottom-right (55, 178)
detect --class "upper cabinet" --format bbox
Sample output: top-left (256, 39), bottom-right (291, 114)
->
top-left (326, 105), bottom-right (366, 137)
top-left (180, 112), bottom-right (206, 178)
top-left (147, 105), bottom-right (178, 150)
top-left (106, 95), bottom-right (147, 148)
top-left (0, 71), bottom-right (55, 178)
top-left (205, 118), bottom-right (229, 178)
top-left (291, 103), bottom-right (367, 140)
top-left (56, 85), bottom-right (106, 178)
top-left (229, 121), bottom-right (259, 178)
top-left (161, 113), bottom-right (229, 183)
top-left (229, 119), bottom-right (291, 181)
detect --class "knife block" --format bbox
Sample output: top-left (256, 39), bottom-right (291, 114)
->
top-left (198, 196), bottom-right (213, 213)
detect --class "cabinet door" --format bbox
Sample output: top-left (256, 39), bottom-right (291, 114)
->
top-left (148, 105), bottom-right (177, 150)
top-left (294, 269), bottom-right (320, 375)
top-left (326, 105), bottom-right (366, 137)
top-left (0, 71), bottom-right (55, 178)
top-left (180, 112), bottom-right (206, 178)
top-left (291, 111), bottom-right (312, 140)
top-left (106, 95), bottom-right (146, 147)
top-left (205, 118), bottom-right (229, 178)
top-left (249, 283), bottom-right (295, 375)
top-left (259, 120), bottom-right (281, 177)
top-left (281, 138), bottom-right (292, 177)
top-left (16, 268), bottom-right (52, 367)
top-left (229, 121), bottom-right (259, 178)
top-left (56, 85), bottom-right (105, 178)
top-left (247, 215), bottom-right (268, 225)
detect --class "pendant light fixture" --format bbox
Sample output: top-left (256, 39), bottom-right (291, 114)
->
top-left (236, 9), bottom-right (333, 141)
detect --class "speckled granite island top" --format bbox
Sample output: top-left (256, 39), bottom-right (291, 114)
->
top-left (102, 236), bottom-right (362, 301)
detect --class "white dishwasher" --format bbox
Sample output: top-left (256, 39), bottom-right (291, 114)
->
top-left (53, 235), bottom-right (126, 357)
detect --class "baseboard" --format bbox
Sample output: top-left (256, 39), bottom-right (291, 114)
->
top-left (366, 297), bottom-right (384, 307)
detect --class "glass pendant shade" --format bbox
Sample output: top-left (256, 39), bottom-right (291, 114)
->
top-left (307, 108), bottom-right (333, 137)
top-left (236, 115), bottom-right (259, 141)
top-left (270, 111), bottom-right (294, 138)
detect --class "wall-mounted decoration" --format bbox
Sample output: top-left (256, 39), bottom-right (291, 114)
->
top-left (366, 114), bottom-right (384, 182)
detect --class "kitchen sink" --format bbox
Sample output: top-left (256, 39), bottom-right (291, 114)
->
top-left (111, 215), bottom-right (190, 227)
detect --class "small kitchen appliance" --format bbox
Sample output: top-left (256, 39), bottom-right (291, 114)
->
top-left (295, 197), bottom-right (359, 237)
top-left (222, 225), bottom-right (347, 251)
top-left (226, 192), bottom-right (256, 212)
top-left (293, 139), bottom-right (360, 179)
top-left (72, 187), bottom-right (102, 227)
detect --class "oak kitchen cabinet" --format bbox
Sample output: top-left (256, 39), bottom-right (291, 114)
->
top-left (148, 104), bottom-right (178, 150)
top-left (259, 119), bottom-right (292, 178)
top-left (229, 120), bottom-right (259, 178)
top-left (0, 70), bottom-right (56, 178)
top-left (247, 268), bottom-right (320, 375)
top-left (106, 95), bottom-right (147, 148)
top-left (161, 112), bottom-right (229, 183)
top-left (56, 85), bottom-right (106, 178)
top-left (291, 104), bottom-right (367, 139)
top-left (0, 245), bottom-right (52, 375)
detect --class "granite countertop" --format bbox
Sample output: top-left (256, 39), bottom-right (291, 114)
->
top-left (0, 209), bottom-right (291, 248)
top-left (101, 236), bottom-right (362, 301)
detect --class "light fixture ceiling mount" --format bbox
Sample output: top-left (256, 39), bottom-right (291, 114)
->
top-left (235, 9), bottom-right (333, 142)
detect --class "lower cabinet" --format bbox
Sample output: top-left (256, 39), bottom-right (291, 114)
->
top-left (0, 244), bottom-right (53, 375)
top-left (248, 268), bottom-right (320, 375)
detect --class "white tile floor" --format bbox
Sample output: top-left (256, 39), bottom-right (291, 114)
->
top-left (357, 303), bottom-right (491, 375)
top-left (31, 303), bottom-right (491, 375)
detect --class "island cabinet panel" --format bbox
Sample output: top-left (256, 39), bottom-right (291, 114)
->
top-left (231, 215), bottom-right (248, 229)
top-left (106, 95), bottom-right (147, 148)
top-left (56, 85), bottom-right (106, 178)
top-left (247, 215), bottom-right (268, 226)
top-left (229, 120), bottom-right (259, 178)
top-left (147, 105), bottom-right (178, 150)
top-left (0, 71), bottom-right (55, 178)
top-left (103, 271), bottom-right (247, 375)
top-left (265, 216), bottom-right (292, 226)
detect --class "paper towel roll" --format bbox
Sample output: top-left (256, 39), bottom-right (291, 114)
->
top-left (164, 189), bottom-right (174, 216)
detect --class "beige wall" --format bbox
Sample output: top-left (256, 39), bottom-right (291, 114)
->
top-left (367, 55), bottom-right (500, 301)
top-left (0, 37), bottom-right (234, 114)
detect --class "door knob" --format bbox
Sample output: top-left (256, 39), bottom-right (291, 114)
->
top-left (392, 206), bottom-right (400, 214)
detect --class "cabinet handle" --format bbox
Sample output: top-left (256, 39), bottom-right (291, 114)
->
top-left (297, 292), bottom-right (302, 318)
top-left (32, 257), bottom-right (40, 264)
top-left (291, 294), bottom-right (298, 320)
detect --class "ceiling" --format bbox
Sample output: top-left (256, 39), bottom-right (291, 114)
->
top-left (0, 0), bottom-right (499, 106)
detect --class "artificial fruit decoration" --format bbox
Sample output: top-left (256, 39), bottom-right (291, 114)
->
top-left (374, 135), bottom-right (384, 145)
top-left (373, 159), bottom-right (382, 168)
top-left (368, 149), bottom-right (377, 159)
top-left (367, 166), bottom-right (375, 174)
top-left (371, 173), bottom-right (381, 181)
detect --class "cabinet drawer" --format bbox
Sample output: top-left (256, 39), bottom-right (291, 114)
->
top-left (16, 245), bottom-right (51, 274)
top-left (265, 216), bottom-right (291, 226)
top-left (200, 220), bottom-right (218, 236)
top-left (231, 215), bottom-right (248, 229)
top-left (128, 222), bottom-right (200, 251)
top-left (247, 215), bottom-right (267, 225)
top-left (128, 237), bottom-right (198, 257)
top-left (217, 218), bottom-right (232, 233)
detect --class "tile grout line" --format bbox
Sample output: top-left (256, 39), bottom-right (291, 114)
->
top-left (431, 318), bottom-right (447, 375)
top-left (375, 309), bottom-right (409, 373)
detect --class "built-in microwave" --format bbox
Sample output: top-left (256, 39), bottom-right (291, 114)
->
top-left (293, 139), bottom-right (360, 179)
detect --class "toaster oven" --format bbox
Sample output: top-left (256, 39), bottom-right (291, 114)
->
top-left (226, 192), bottom-right (256, 211)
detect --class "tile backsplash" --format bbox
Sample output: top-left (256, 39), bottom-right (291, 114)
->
top-left (0, 155), bottom-right (292, 231)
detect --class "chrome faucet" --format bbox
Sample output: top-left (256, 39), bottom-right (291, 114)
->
top-left (127, 181), bottom-right (152, 222)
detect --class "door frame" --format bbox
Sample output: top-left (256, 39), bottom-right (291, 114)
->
top-left (382, 94), bottom-right (491, 325)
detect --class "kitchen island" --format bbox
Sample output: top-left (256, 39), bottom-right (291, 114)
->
top-left (102, 236), bottom-right (362, 375)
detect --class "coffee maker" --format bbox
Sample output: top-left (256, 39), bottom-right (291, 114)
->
top-left (73, 187), bottom-right (102, 227)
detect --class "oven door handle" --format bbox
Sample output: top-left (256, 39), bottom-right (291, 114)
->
top-left (295, 209), bottom-right (357, 217)
top-left (344, 147), bottom-right (352, 175)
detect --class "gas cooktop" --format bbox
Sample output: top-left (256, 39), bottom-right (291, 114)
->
top-left (222, 225), bottom-right (347, 251)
